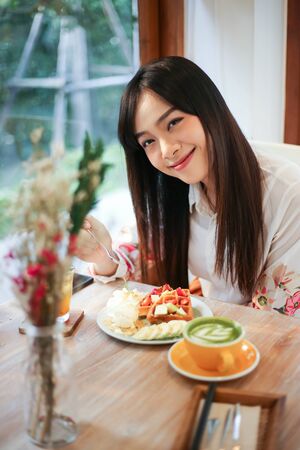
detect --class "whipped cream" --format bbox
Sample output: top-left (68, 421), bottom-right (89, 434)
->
top-left (106, 288), bottom-right (143, 328)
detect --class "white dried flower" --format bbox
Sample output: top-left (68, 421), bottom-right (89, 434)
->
top-left (90, 175), bottom-right (100, 189)
top-left (87, 160), bottom-right (101, 172)
top-left (50, 140), bottom-right (65, 159)
top-left (75, 190), bottom-right (88, 202)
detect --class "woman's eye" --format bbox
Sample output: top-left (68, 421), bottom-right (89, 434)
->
top-left (168, 117), bottom-right (182, 130)
top-left (141, 138), bottom-right (154, 149)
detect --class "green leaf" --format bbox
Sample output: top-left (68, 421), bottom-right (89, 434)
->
top-left (69, 132), bottom-right (111, 235)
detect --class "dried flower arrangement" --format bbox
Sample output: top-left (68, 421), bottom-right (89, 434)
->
top-left (3, 132), bottom-right (110, 446)
top-left (5, 133), bottom-right (109, 325)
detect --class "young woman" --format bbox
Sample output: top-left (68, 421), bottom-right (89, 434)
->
top-left (77, 56), bottom-right (300, 317)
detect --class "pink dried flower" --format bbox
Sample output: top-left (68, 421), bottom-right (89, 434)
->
top-left (29, 281), bottom-right (47, 323)
top-left (13, 276), bottom-right (28, 293)
top-left (38, 222), bottom-right (47, 231)
top-left (27, 263), bottom-right (44, 277)
top-left (68, 234), bottom-right (78, 255)
top-left (40, 249), bottom-right (58, 265)
top-left (4, 251), bottom-right (15, 259)
top-left (32, 281), bottom-right (47, 303)
top-left (53, 233), bottom-right (62, 243)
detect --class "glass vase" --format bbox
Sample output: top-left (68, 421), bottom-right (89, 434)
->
top-left (24, 323), bottom-right (77, 448)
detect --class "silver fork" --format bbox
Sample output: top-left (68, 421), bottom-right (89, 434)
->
top-left (201, 417), bottom-right (220, 449)
top-left (86, 227), bottom-right (120, 264)
top-left (218, 407), bottom-right (232, 450)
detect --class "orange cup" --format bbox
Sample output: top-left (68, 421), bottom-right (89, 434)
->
top-left (57, 267), bottom-right (74, 322)
top-left (183, 317), bottom-right (248, 373)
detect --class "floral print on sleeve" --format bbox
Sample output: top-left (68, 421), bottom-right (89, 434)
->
top-left (251, 264), bottom-right (300, 317)
top-left (117, 242), bottom-right (140, 280)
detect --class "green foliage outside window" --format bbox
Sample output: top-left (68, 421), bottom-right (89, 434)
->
top-left (0, 0), bottom-right (136, 237)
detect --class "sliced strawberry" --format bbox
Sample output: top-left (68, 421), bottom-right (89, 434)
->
top-left (151, 287), bottom-right (161, 295)
top-left (141, 297), bottom-right (152, 306)
top-left (166, 298), bottom-right (177, 305)
top-left (176, 287), bottom-right (188, 296)
top-left (162, 283), bottom-right (172, 292)
top-left (179, 298), bottom-right (189, 305)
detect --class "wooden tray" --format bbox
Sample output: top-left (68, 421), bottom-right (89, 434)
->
top-left (174, 385), bottom-right (286, 450)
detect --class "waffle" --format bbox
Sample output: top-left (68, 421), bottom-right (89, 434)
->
top-left (138, 283), bottom-right (172, 318)
top-left (146, 287), bottom-right (194, 324)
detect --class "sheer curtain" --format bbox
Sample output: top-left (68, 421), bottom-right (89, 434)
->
top-left (184, 0), bottom-right (287, 142)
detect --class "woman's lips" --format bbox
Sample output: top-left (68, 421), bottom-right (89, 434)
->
top-left (169, 148), bottom-right (195, 171)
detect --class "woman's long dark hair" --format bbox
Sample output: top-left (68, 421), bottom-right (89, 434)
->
top-left (118, 56), bottom-right (264, 299)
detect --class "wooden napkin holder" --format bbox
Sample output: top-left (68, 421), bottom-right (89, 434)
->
top-left (174, 385), bottom-right (286, 450)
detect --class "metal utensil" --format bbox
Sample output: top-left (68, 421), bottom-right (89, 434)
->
top-left (202, 417), bottom-right (220, 449)
top-left (231, 403), bottom-right (241, 450)
top-left (86, 228), bottom-right (119, 264)
top-left (207, 417), bottom-right (220, 440)
top-left (218, 407), bottom-right (232, 450)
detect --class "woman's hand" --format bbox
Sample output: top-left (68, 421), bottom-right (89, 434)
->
top-left (75, 215), bottom-right (119, 276)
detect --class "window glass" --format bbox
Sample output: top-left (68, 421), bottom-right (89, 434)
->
top-left (0, 0), bottom-right (138, 239)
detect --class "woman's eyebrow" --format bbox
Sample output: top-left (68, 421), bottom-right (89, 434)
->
top-left (134, 106), bottom-right (177, 139)
top-left (156, 106), bottom-right (176, 125)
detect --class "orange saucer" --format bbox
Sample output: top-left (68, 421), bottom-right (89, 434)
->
top-left (168, 339), bottom-right (260, 382)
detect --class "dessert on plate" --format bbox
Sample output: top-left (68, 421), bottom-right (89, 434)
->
top-left (138, 283), bottom-right (172, 317)
top-left (102, 284), bottom-right (195, 341)
top-left (145, 285), bottom-right (193, 324)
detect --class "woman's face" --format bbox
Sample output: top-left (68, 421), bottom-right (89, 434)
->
top-left (134, 89), bottom-right (212, 189)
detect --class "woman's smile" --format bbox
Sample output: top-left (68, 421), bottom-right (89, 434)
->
top-left (168, 148), bottom-right (196, 170)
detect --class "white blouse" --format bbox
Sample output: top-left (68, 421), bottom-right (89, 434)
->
top-left (94, 150), bottom-right (300, 317)
top-left (188, 151), bottom-right (300, 316)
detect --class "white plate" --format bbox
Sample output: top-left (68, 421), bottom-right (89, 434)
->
top-left (96, 296), bottom-right (213, 345)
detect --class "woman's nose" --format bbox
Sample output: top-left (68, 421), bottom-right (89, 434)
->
top-left (160, 139), bottom-right (180, 159)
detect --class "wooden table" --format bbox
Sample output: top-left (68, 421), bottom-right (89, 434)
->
top-left (1, 280), bottom-right (300, 450)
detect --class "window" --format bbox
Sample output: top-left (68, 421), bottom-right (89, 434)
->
top-left (0, 0), bottom-right (138, 239)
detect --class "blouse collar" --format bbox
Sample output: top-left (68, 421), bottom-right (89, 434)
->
top-left (188, 183), bottom-right (215, 217)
